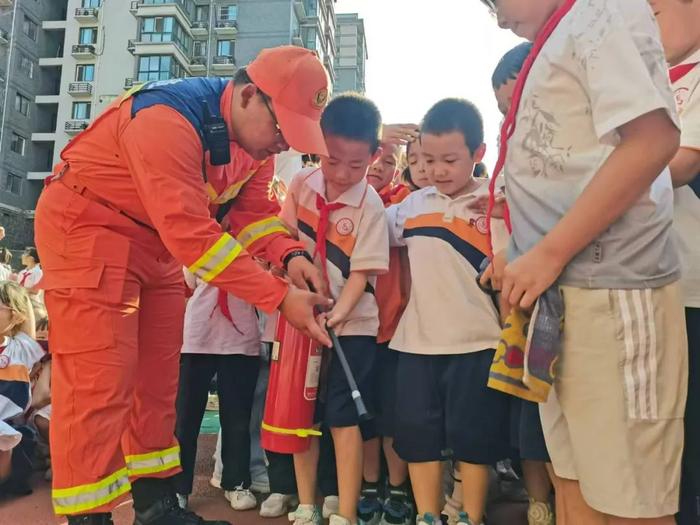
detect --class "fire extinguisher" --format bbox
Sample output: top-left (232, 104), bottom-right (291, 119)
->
top-left (261, 314), bottom-right (323, 454)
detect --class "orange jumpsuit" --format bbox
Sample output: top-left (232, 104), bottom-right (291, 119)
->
top-left (35, 81), bottom-right (303, 515)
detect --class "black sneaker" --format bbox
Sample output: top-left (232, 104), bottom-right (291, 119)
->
top-left (358, 484), bottom-right (383, 525)
top-left (381, 486), bottom-right (413, 525)
top-left (67, 514), bottom-right (114, 525)
top-left (133, 494), bottom-right (231, 525)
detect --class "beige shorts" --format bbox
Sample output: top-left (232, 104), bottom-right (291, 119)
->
top-left (540, 283), bottom-right (688, 518)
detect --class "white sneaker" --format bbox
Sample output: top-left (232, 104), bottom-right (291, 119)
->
top-left (329, 515), bottom-right (352, 525)
top-left (209, 474), bottom-right (222, 489)
top-left (176, 493), bottom-right (188, 510)
top-left (289, 504), bottom-right (323, 525)
top-left (322, 495), bottom-right (340, 519)
top-left (225, 487), bottom-right (257, 511)
top-left (260, 493), bottom-right (297, 518)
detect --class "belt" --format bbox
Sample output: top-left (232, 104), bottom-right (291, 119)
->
top-left (54, 163), bottom-right (157, 233)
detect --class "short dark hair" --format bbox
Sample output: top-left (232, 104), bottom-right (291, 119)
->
top-left (233, 66), bottom-right (252, 85)
top-left (320, 93), bottom-right (382, 153)
top-left (24, 247), bottom-right (39, 264)
top-left (492, 42), bottom-right (532, 90)
top-left (421, 98), bottom-right (484, 154)
top-left (0, 247), bottom-right (11, 266)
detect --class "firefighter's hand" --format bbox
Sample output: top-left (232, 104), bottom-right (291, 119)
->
top-left (286, 254), bottom-right (328, 297)
top-left (279, 286), bottom-right (332, 347)
top-left (381, 124), bottom-right (420, 145)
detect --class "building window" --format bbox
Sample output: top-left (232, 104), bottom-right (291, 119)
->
top-left (4, 173), bottom-right (22, 195)
top-left (193, 40), bottom-right (206, 57)
top-left (140, 17), bottom-right (191, 53)
top-left (79, 27), bottom-right (98, 45)
top-left (22, 16), bottom-right (37, 41)
top-left (76, 64), bottom-right (95, 82)
top-left (302, 27), bottom-right (317, 50)
top-left (137, 55), bottom-right (185, 82)
top-left (17, 53), bottom-right (35, 79)
top-left (14, 92), bottom-right (30, 116)
top-left (72, 102), bottom-right (91, 120)
top-left (194, 5), bottom-right (209, 22)
top-left (216, 40), bottom-right (233, 57)
top-left (10, 133), bottom-right (26, 156)
top-left (82, 0), bottom-right (101, 7)
top-left (218, 5), bottom-right (238, 20)
top-left (304, 0), bottom-right (317, 17)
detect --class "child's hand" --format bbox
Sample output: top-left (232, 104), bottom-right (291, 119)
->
top-left (325, 304), bottom-right (349, 329)
top-left (501, 246), bottom-right (565, 309)
top-left (468, 192), bottom-right (506, 217)
top-left (479, 249), bottom-right (508, 291)
top-left (381, 124), bottom-right (420, 145)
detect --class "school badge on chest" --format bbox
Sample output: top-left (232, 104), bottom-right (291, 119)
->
top-left (472, 216), bottom-right (488, 234)
top-left (0, 355), bottom-right (9, 369)
top-left (336, 217), bottom-right (354, 236)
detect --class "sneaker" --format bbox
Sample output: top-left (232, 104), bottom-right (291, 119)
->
top-left (329, 515), bottom-right (352, 525)
top-left (67, 514), bottom-right (114, 525)
top-left (225, 487), bottom-right (257, 511)
top-left (527, 499), bottom-right (554, 525)
top-left (358, 496), bottom-right (383, 525)
top-left (288, 504), bottom-right (323, 525)
top-left (209, 475), bottom-right (222, 489)
top-left (455, 512), bottom-right (473, 525)
top-left (260, 493), bottom-right (297, 518)
top-left (133, 495), bottom-right (231, 524)
top-left (416, 513), bottom-right (440, 525)
top-left (322, 496), bottom-right (340, 519)
top-left (177, 494), bottom-right (189, 510)
top-left (381, 497), bottom-right (413, 525)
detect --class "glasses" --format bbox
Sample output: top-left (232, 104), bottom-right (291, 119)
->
top-left (258, 91), bottom-right (285, 144)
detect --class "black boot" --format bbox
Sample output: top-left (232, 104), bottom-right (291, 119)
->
top-left (133, 494), bottom-right (232, 525)
top-left (67, 514), bottom-right (114, 525)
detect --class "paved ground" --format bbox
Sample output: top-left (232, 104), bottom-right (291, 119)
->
top-left (0, 435), bottom-right (528, 525)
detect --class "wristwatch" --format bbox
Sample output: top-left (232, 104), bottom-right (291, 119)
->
top-left (283, 250), bottom-right (313, 270)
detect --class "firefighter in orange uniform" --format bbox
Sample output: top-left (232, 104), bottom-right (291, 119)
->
top-left (35, 46), bottom-right (333, 525)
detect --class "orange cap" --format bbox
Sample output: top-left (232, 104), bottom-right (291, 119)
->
top-left (247, 46), bottom-right (330, 156)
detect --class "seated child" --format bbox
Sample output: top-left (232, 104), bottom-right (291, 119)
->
top-left (281, 93), bottom-right (390, 525)
top-left (387, 99), bottom-right (511, 525)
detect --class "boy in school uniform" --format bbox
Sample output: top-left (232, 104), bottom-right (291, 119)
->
top-left (651, 2), bottom-right (700, 523)
top-left (387, 98), bottom-right (511, 525)
top-left (280, 94), bottom-right (390, 525)
top-left (482, 0), bottom-right (686, 522)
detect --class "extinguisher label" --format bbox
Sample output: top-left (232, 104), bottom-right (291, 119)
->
top-left (271, 341), bottom-right (280, 362)
top-left (304, 347), bottom-right (323, 401)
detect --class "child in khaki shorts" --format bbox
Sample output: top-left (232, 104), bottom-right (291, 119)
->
top-left (480, 0), bottom-right (688, 522)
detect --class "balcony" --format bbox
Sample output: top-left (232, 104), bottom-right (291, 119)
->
top-left (124, 78), bottom-right (146, 90)
top-left (212, 55), bottom-right (235, 72)
top-left (71, 44), bottom-right (96, 58)
top-left (35, 95), bottom-right (60, 104)
top-left (74, 7), bottom-right (99, 21)
top-left (214, 19), bottom-right (238, 36)
top-left (190, 56), bottom-right (206, 74)
top-left (0, 30), bottom-right (8, 45)
top-left (42, 20), bottom-right (67, 30)
top-left (27, 172), bottom-right (52, 181)
top-left (65, 120), bottom-right (90, 135)
top-left (31, 132), bottom-right (57, 142)
top-left (293, 0), bottom-right (306, 19)
top-left (130, 0), bottom-right (192, 34)
top-left (39, 57), bottom-right (64, 67)
top-left (68, 82), bottom-right (94, 96)
top-left (191, 20), bottom-right (208, 36)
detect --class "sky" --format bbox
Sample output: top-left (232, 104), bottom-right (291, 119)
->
top-left (334, 0), bottom-right (524, 169)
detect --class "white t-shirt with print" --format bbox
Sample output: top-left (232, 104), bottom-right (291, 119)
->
top-left (504, 0), bottom-right (680, 289)
top-left (671, 49), bottom-right (700, 308)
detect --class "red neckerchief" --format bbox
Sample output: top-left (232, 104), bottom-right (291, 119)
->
top-left (315, 193), bottom-right (346, 287)
top-left (486, 0), bottom-right (578, 256)
top-left (212, 289), bottom-right (244, 335)
top-left (19, 270), bottom-right (30, 287)
top-left (669, 62), bottom-right (699, 84)
top-left (380, 184), bottom-right (408, 206)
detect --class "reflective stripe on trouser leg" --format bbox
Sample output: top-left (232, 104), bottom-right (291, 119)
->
top-left (52, 467), bottom-right (131, 515)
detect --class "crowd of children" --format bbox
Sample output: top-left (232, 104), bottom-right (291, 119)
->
top-left (1, 1), bottom-right (698, 524)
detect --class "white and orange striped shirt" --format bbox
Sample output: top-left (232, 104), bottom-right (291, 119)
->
top-left (280, 168), bottom-right (389, 337)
